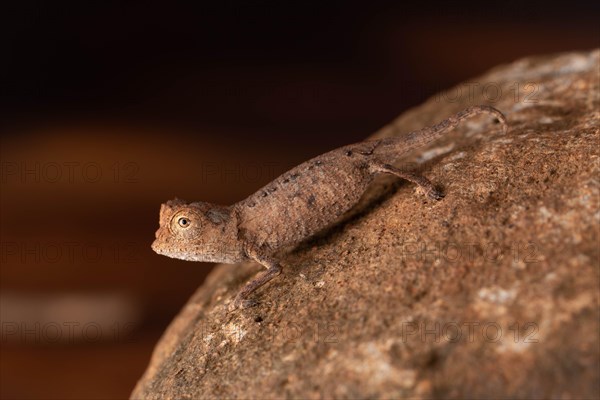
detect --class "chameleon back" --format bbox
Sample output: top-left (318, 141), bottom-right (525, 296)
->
top-left (235, 146), bottom-right (375, 251)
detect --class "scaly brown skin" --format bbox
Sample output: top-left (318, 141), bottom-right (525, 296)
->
top-left (152, 105), bottom-right (508, 311)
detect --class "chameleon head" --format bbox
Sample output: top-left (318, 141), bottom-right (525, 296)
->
top-left (151, 198), bottom-right (239, 263)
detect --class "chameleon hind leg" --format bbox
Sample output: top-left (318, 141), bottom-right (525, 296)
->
top-left (369, 161), bottom-right (444, 200)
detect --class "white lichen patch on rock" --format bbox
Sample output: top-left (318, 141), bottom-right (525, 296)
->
top-left (415, 143), bottom-right (455, 163)
top-left (477, 286), bottom-right (518, 304)
top-left (346, 342), bottom-right (416, 388)
top-left (222, 322), bottom-right (247, 345)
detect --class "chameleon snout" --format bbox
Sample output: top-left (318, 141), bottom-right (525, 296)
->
top-left (151, 237), bottom-right (162, 254)
top-left (151, 226), bottom-right (170, 255)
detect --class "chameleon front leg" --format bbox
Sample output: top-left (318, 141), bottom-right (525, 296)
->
top-left (231, 244), bottom-right (282, 310)
top-left (370, 161), bottom-right (445, 200)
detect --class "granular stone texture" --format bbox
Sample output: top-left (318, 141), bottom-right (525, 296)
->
top-left (132, 49), bottom-right (599, 399)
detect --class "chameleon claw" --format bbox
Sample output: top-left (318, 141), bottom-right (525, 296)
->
top-left (427, 188), bottom-right (445, 201)
top-left (229, 295), bottom-right (259, 312)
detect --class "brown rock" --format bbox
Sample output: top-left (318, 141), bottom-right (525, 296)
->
top-left (131, 50), bottom-right (600, 399)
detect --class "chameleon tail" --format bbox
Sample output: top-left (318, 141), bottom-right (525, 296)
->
top-left (372, 105), bottom-right (507, 163)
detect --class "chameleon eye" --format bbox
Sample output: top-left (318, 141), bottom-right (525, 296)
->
top-left (178, 217), bottom-right (191, 228)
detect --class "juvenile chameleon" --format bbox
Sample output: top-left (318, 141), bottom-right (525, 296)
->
top-left (152, 105), bottom-right (507, 310)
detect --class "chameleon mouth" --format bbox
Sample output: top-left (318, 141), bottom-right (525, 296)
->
top-left (151, 238), bottom-right (164, 255)
top-left (151, 238), bottom-right (188, 260)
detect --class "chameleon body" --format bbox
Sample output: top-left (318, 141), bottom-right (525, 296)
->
top-left (152, 105), bottom-right (507, 309)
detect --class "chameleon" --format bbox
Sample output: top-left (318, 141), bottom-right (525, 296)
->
top-left (152, 105), bottom-right (507, 310)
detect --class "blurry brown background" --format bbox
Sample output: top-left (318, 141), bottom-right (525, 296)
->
top-left (1, 1), bottom-right (598, 399)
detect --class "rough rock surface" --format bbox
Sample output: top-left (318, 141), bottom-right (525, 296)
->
top-left (132, 50), bottom-right (599, 399)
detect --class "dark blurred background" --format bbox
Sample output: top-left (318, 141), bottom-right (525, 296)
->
top-left (0, 1), bottom-right (598, 399)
